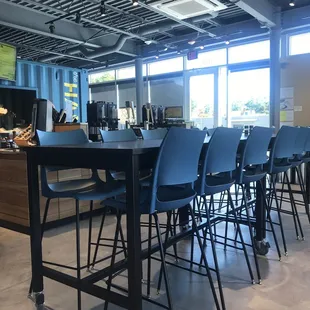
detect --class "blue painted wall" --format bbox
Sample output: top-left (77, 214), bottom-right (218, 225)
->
top-left (0, 60), bottom-right (89, 122)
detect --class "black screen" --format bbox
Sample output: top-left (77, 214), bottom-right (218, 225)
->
top-left (0, 87), bottom-right (37, 130)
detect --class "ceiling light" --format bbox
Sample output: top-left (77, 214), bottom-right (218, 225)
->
top-left (199, 45), bottom-right (204, 50)
top-left (289, 0), bottom-right (295, 7)
top-left (155, 55), bottom-right (159, 59)
top-left (49, 22), bottom-right (55, 34)
top-left (100, 0), bottom-right (106, 16)
top-left (188, 40), bottom-right (196, 45)
top-left (75, 12), bottom-right (81, 24)
top-left (144, 40), bottom-right (152, 45)
top-left (225, 40), bottom-right (230, 45)
top-left (177, 50), bottom-right (181, 55)
top-left (132, 0), bottom-right (139, 6)
top-left (164, 47), bottom-right (168, 51)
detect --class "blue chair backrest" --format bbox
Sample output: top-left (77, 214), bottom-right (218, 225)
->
top-left (271, 126), bottom-right (299, 159)
top-left (36, 129), bottom-right (90, 193)
top-left (240, 126), bottom-right (273, 168)
top-left (201, 127), bottom-right (242, 175)
top-left (37, 129), bottom-right (89, 173)
top-left (303, 127), bottom-right (310, 152)
top-left (149, 128), bottom-right (206, 213)
top-left (100, 129), bottom-right (137, 142)
top-left (37, 129), bottom-right (89, 146)
top-left (140, 128), bottom-right (168, 140)
top-left (293, 127), bottom-right (309, 155)
top-left (207, 128), bottom-right (216, 137)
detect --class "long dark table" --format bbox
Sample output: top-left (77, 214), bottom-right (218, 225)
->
top-left (25, 137), bottom-right (268, 310)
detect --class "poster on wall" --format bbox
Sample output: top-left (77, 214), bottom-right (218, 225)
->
top-left (280, 87), bottom-right (294, 127)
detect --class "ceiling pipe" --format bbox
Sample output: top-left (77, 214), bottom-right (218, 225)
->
top-left (38, 13), bottom-right (218, 63)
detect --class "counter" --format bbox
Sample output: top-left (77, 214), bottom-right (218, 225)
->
top-left (0, 149), bottom-right (103, 234)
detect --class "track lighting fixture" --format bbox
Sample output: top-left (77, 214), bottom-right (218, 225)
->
top-left (100, 0), bottom-right (106, 16)
top-left (132, 0), bottom-right (139, 6)
top-left (75, 12), bottom-right (81, 24)
top-left (289, 0), bottom-right (295, 7)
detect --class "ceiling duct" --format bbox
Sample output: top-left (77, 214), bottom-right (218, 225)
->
top-left (150, 0), bottom-right (227, 20)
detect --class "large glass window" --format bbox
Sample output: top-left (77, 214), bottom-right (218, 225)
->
top-left (289, 33), bottom-right (310, 56)
top-left (228, 68), bottom-right (270, 127)
top-left (150, 77), bottom-right (184, 107)
top-left (116, 66), bottom-right (135, 80)
top-left (148, 57), bottom-right (183, 75)
top-left (228, 40), bottom-right (270, 64)
top-left (89, 70), bottom-right (115, 84)
top-left (187, 49), bottom-right (227, 70)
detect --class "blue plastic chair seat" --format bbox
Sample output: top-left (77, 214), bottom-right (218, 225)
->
top-left (73, 182), bottom-right (126, 201)
top-left (47, 179), bottom-right (97, 198)
top-left (265, 160), bottom-right (292, 174)
top-left (236, 169), bottom-right (267, 185)
top-left (104, 185), bottom-right (196, 214)
top-left (195, 174), bottom-right (235, 196)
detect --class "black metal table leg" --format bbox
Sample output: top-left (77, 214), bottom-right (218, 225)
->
top-left (126, 154), bottom-right (142, 310)
top-left (255, 177), bottom-right (269, 255)
top-left (27, 154), bottom-right (44, 305)
top-left (306, 162), bottom-right (310, 205)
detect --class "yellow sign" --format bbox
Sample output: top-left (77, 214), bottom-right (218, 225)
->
top-left (0, 43), bottom-right (16, 81)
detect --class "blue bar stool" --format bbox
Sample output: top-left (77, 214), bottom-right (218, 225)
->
top-left (234, 126), bottom-right (281, 284)
top-left (34, 129), bottom-right (125, 310)
top-left (266, 125), bottom-right (300, 255)
top-left (140, 128), bottom-right (168, 140)
top-left (195, 127), bottom-right (255, 295)
top-left (80, 128), bottom-right (221, 310)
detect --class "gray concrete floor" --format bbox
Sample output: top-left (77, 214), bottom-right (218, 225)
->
top-left (1, 201), bottom-right (310, 310)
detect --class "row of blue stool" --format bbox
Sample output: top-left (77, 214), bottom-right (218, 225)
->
top-left (29, 125), bottom-right (310, 310)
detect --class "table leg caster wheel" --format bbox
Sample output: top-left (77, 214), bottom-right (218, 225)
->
top-left (252, 280), bottom-right (256, 285)
top-left (258, 279), bottom-right (262, 285)
top-left (254, 239), bottom-right (270, 256)
top-left (285, 252), bottom-right (288, 256)
top-left (302, 237), bottom-right (305, 241)
top-left (296, 236), bottom-right (300, 240)
top-left (279, 257), bottom-right (282, 262)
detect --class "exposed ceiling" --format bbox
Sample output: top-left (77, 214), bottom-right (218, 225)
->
top-left (0, 0), bottom-right (309, 69)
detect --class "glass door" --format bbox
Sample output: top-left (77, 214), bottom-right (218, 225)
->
top-left (227, 68), bottom-right (270, 128)
top-left (186, 69), bottom-right (218, 130)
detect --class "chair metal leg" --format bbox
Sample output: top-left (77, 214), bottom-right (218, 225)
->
top-left (92, 208), bottom-right (107, 268)
top-left (285, 172), bottom-right (304, 240)
top-left (190, 198), bottom-right (196, 269)
top-left (296, 166), bottom-right (310, 223)
top-left (227, 190), bottom-right (255, 284)
top-left (211, 196), bottom-right (217, 241)
top-left (224, 197), bottom-right (229, 252)
top-left (147, 214), bottom-right (152, 298)
top-left (259, 180), bottom-right (282, 261)
top-left (104, 212), bottom-right (122, 310)
top-left (271, 175), bottom-right (288, 255)
top-left (241, 185), bottom-right (261, 284)
top-left (75, 200), bottom-right (82, 310)
top-left (119, 224), bottom-right (128, 258)
top-left (188, 206), bottom-right (222, 310)
top-left (157, 212), bottom-right (172, 293)
top-left (172, 210), bottom-right (178, 261)
top-left (202, 196), bottom-right (225, 310)
top-left (284, 172), bottom-right (300, 239)
top-left (87, 200), bottom-right (94, 270)
top-left (28, 198), bottom-right (51, 296)
top-left (154, 213), bottom-right (173, 310)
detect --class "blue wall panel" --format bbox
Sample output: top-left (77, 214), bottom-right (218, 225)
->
top-left (0, 60), bottom-right (89, 121)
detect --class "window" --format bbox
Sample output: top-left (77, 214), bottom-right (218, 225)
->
top-left (89, 70), bottom-right (115, 84)
top-left (228, 40), bottom-right (270, 64)
top-left (116, 66), bottom-right (135, 80)
top-left (116, 65), bottom-right (147, 80)
top-left (148, 57), bottom-right (183, 75)
top-left (289, 33), bottom-right (310, 55)
top-left (187, 49), bottom-right (226, 70)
